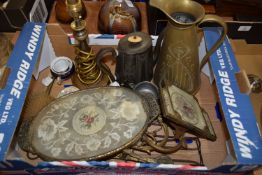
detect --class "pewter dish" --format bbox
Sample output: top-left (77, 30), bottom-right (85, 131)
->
top-left (134, 81), bottom-right (159, 99)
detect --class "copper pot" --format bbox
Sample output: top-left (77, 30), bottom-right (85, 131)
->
top-left (98, 0), bottom-right (141, 34)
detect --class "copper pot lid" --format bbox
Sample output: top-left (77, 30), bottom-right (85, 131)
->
top-left (29, 87), bottom-right (149, 160)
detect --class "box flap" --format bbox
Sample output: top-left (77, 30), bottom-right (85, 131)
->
top-left (203, 27), bottom-right (262, 164)
top-left (0, 22), bottom-right (46, 160)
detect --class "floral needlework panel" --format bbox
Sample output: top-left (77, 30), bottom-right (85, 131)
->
top-left (30, 87), bottom-right (148, 160)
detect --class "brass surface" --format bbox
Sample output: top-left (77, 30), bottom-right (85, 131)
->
top-left (115, 122), bottom-right (203, 164)
top-left (66, 0), bottom-right (82, 19)
top-left (151, 0), bottom-right (227, 94)
top-left (74, 48), bottom-right (102, 85)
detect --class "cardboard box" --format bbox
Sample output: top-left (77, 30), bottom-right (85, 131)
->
top-left (226, 20), bottom-right (262, 44)
top-left (0, 23), bottom-right (261, 174)
top-left (204, 27), bottom-right (262, 170)
top-left (216, 1), bottom-right (262, 44)
top-left (0, 0), bottom-right (53, 32)
top-left (229, 39), bottom-right (262, 133)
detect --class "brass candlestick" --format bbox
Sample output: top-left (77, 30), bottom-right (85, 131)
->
top-left (66, 0), bottom-right (102, 86)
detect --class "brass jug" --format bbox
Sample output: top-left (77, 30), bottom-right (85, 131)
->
top-left (151, 0), bottom-right (227, 94)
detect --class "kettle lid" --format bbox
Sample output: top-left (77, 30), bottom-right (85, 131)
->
top-left (118, 32), bottom-right (152, 54)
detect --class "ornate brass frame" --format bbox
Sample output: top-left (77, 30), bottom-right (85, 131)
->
top-left (159, 81), bottom-right (216, 141)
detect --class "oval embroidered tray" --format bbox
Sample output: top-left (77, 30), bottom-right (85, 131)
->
top-left (29, 87), bottom-right (149, 160)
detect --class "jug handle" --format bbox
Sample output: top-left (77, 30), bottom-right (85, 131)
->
top-left (96, 47), bottom-right (117, 83)
top-left (153, 28), bottom-right (166, 65)
top-left (198, 14), bottom-right (228, 70)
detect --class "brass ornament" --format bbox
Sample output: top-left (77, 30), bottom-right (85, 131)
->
top-left (114, 118), bottom-right (204, 165)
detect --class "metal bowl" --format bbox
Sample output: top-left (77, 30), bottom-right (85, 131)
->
top-left (134, 81), bottom-right (159, 99)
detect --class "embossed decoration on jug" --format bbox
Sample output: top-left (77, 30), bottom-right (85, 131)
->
top-left (160, 41), bottom-right (195, 92)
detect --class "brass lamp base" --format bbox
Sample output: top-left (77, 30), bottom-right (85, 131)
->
top-left (71, 73), bottom-right (108, 90)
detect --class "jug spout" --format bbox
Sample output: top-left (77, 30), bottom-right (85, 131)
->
top-left (149, 0), bottom-right (205, 25)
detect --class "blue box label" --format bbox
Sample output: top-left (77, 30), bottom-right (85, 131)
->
top-left (0, 23), bottom-right (46, 160)
top-left (204, 28), bottom-right (262, 164)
